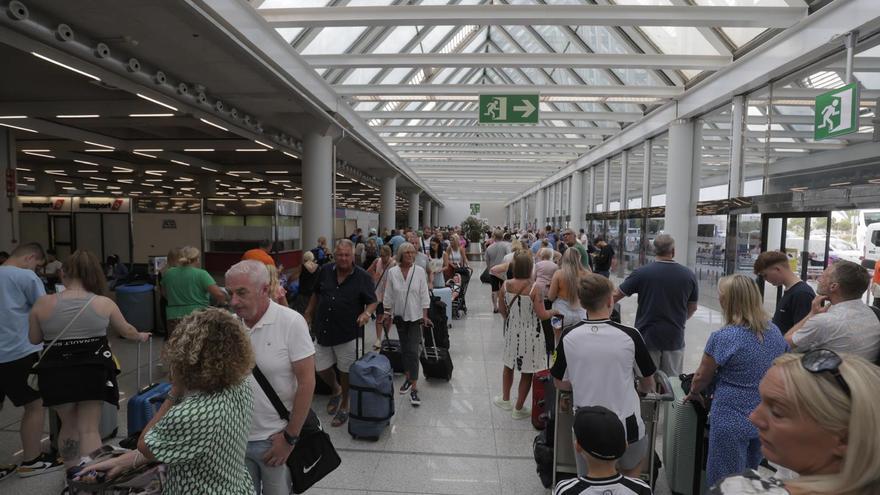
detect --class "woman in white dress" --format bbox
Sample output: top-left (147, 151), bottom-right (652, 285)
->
top-left (494, 250), bottom-right (556, 419)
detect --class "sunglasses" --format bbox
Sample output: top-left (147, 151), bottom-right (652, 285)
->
top-left (801, 349), bottom-right (851, 398)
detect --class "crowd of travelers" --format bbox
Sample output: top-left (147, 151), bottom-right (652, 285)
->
top-left (0, 219), bottom-right (879, 495)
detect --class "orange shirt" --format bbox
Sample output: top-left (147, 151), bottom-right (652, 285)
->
top-left (242, 248), bottom-right (275, 266)
top-left (873, 259), bottom-right (880, 284)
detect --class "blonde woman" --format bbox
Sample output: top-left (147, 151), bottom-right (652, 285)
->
top-left (713, 352), bottom-right (880, 495)
top-left (533, 248), bottom-right (558, 301)
top-left (686, 274), bottom-right (788, 487)
top-left (160, 246), bottom-right (227, 337)
top-left (442, 233), bottom-right (469, 280)
top-left (266, 264), bottom-right (288, 308)
top-left (79, 308), bottom-right (255, 494)
top-left (547, 248), bottom-right (588, 330)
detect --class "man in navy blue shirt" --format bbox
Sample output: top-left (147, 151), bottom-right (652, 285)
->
top-left (613, 234), bottom-right (698, 376)
top-left (304, 239), bottom-right (377, 427)
top-left (753, 250), bottom-right (815, 335)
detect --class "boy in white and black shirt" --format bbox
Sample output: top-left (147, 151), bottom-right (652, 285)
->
top-left (551, 273), bottom-right (656, 478)
top-left (553, 406), bottom-right (653, 495)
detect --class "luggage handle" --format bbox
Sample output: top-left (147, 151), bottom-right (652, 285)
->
top-left (136, 335), bottom-right (153, 390)
top-left (420, 323), bottom-right (440, 358)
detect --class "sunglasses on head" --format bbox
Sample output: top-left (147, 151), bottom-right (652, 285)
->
top-left (801, 348), bottom-right (851, 398)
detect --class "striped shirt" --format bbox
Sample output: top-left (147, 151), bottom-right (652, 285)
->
top-left (554, 474), bottom-right (653, 495)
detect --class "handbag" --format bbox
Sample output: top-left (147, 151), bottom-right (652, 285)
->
top-left (479, 267), bottom-right (491, 284)
top-left (252, 365), bottom-right (341, 494)
top-left (391, 266), bottom-right (416, 327)
top-left (28, 294), bottom-right (97, 391)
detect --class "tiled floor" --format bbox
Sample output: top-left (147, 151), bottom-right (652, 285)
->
top-left (0, 262), bottom-right (723, 494)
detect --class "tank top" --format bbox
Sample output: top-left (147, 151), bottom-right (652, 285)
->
top-left (41, 294), bottom-right (109, 340)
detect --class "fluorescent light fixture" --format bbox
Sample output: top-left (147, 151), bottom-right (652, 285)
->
top-left (133, 151), bottom-right (157, 158)
top-left (134, 149), bottom-right (163, 152)
top-left (283, 151), bottom-right (299, 159)
top-left (254, 140), bottom-right (274, 150)
top-left (200, 166), bottom-right (218, 172)
top-left (107, 186), bottom-right (121, 190)
top-left (129, 113), bottom-right (174, 118)
top-left (269, 180), bottom-right (290, 184)
top-left (112, 167), bottom-right (133, 173)
top-left (199, 118), bottom-right (228, 132)
top-left (31, 52), bottom-right (100, 81)
top-left (0, 122), bottom-right (38, 133)
top-left (145, 179), bottom-right (163, 182)
top-left (83, 140), bottom-right (113, 149)
top-left (136, 93), bottom-right (178, 112)
top-left (77, 169), bottom-right (98, 173)
top-left (89, 176), bottom-right (108, 182)
top-left (171, 160), bottom-right (190, 166)
top-left (117, 179), bottom-right (134, 184)
top-left (235, 148), bottom-right (266, 152)
top-left (73, 159), bottom-right (98, 166)
top-left (84, 149), bottom-right (113, 152)
top-left (55, 179), bottom-right (72, 184)
top-left (242, 179), bottom-right (263, 183)
top-left (62, 187), bottom-right (77, 191)
top-left (264, 171), bottom-right (288, 174)
top-left (45, 170), bottom-right (66, 175)
top-left (22, 149), bottom-right (50, 152)
top-left (184, 148), bottom-right (214, 152)
top-left (23, 151), bottom-right (55, 158)
top-left (56, 114), bottom-right (99, 119)
top-left (0, 115), bottom-right (27, 119)
top-left (16, 167), bottom-right (31, 172)
top-left (173, 178), bottom-right (194, 182)
top-left (830, 182), bottom-right (851, 187)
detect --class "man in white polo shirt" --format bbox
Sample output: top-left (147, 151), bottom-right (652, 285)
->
top-left (551, 273), bottom-right (656, 478)
top-left (226, 260), bottom-right (316, 495)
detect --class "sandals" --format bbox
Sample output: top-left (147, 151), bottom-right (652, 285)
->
top-left (331, 410), bottom-right (349, 427)
top-left (326, 394), bottom-right (343, 415)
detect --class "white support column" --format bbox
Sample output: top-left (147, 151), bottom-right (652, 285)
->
top-left (302, 131), bottom-right (334, 248)
top-left (408, 190), bottom-right (420, 230)
top-left (433, 205), bottom-right (441, 228)
top-left (602, 159), bottom-right (610, 212)
top-left (380, 176), bottom-right (397, 233)
top-left (535, 188), bottom-right (546, 228)
top-left (728, 95), bottom-right (746, 199)
top-left (664, 119), bottom-right (697, 267)
top-left (0, 129), bottom-right (18, 253)
top-left (619, 150), bottom-right (629, 211)
top-left (588, 167), bottom-right (596, 214)
top-left (422, 199), bottom-right (432, 228)
top-left (642, 139), bottom-right (652, 208)
top-left (570, 170), bottom-right (584, 232)
top-left (688, 122), bottom-right (703, 269)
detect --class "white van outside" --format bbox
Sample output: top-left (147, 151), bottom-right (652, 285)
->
top-left (865, 223), bottom-right (880, 266)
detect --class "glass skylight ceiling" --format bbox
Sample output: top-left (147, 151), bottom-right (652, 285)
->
top-left (256, 0), bottom-right (816, 201)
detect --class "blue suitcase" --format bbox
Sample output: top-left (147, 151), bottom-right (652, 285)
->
top-left (127, 337), bottom-right (170, 435)
top-left (348, 337), bottom-right (394, 441)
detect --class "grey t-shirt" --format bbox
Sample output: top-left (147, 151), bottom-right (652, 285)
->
top-left (484, 241), bottom-right (511, 272)
top-left (792, 299), bottom-right (880, 361)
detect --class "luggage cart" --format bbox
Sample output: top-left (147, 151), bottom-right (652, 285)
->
top-left (640, 370), bottom-right (674, 488)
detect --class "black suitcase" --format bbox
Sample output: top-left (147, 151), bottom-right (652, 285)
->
top-left (380, 331), bottom-right (404, 374)
top-left (420, 325), bottom-right (453, 381)
top-left (424, 308), bottom-right (450, 349)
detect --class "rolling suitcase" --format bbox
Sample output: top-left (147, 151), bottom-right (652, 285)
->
top-left (424, 300), bottom-right (450, 349)
top-left (531, 353), bottom-right (554, 430)
top-left (663, 375), bottom-right (710, 495)
top-left (379, 328), bottom-right (404, 373)
top-left (431, 287), bottom-right (453, 322)
top-left (348, 336), bottom-right (394, 441)
top-left (127, 337), bottom-right (171, 436)
top-left (420, 325), bottom-right (453, 381)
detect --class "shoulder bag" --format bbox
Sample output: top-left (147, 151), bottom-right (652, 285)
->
top-left (28, 294), bottom-right (97, 391)
top-left (252, 365), bottom-right (341, 494)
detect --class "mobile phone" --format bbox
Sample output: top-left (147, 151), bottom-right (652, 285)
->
top-left (550, 316), bottom-right (563, 330)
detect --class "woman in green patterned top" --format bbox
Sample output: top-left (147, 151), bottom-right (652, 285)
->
top-left (80, 308), bottom-right (255, 494)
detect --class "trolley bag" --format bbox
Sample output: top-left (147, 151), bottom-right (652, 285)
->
top-left (429, 290), bottom-right (452, 330)
top-left (126, 337), bottom-right (171, 437)
top-left (531, 351), bottom-right (555, 430)
top-left (379, 328), bottom-right (405, 374)
top-left (348, 336), bottom-right (394, 441)
top-left (639, 370), bottom-right (674, 489)
top-left (420, 324), bottom-right (453, 381)
top-left (424, 297), bottom-right (450, 349)
top-left (663, 374), bottom-right (710, 495)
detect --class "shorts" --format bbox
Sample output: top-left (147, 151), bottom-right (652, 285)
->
top-left (38, 364), bottom-right (119, 408)
top-left (0, 353), bottom-right (41, 407)
top-left (489, 275), bottom-right (504, 292)
top-left (315, 340), bottom-right (358, 374)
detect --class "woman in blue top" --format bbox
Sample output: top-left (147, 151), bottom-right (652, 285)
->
top-left (686, 273), bottom-right (789, 487)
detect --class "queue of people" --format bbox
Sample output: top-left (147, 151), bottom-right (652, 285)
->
top-left (2, 221), bottom-right (880, 495)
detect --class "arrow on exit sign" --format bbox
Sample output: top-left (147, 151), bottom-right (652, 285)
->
top-left (478, 94), bottom-right (540, 124)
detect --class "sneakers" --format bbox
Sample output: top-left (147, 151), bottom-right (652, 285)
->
top-left (0, 464), bottom-right (16, 482)
top-left (512, 406), bottom-right (531, 420)
top-left (493, 395), bottom-right (512, 411)
top-left (399, 380), bottom-right (413, 395)
top-left (409, 390), bottom-right (421, 406)
top-left (17, 453), bottom-right (63, 478)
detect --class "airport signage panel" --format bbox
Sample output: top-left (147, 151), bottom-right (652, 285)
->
top-left (479, 94), bottom-right (539, 124)
top-left (814, 83), bottom-right (859, 140)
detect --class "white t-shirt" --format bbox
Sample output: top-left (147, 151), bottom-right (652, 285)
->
top-left (792, 299), bottom-right (880, 362)
top-left (245, 301), bottom-right (316, 441)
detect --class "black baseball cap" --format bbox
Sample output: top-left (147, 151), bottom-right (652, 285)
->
top-left (573, 406), bottom-right (627, 460)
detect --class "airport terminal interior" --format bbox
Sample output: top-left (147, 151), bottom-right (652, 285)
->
top-left (1, 0), bottom-right (880, 494)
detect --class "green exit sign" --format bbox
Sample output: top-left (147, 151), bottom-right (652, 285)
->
top-left (470, 203), bottom-right (480, 215)
top-left (478, 94), bottom-right (539, 124)
top-left (814, 83), bottom-right (859, 141)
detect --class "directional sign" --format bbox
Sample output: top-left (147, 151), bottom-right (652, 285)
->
top-left (479, 94), bottom-right (539, 124)
top-left (815, 83), bottom-right (859, 140)
top-left (470, 203), bottom-right (480, 215)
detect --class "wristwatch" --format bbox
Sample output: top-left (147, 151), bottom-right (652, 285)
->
top-left (282, 430), bottom-right (299, 446)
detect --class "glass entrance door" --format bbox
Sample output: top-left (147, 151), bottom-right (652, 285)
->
top-left (758, 212), bottom-right (831, 309)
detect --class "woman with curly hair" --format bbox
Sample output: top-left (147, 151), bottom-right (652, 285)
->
top-left (80, 308), bottom-right (255, 495)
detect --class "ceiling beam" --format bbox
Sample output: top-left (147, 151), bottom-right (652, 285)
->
top-left (334, 84), bottom-right (684, 98)
top-left (362, 110), bottom-right (641, 122)
top-left (260, 5), bottom-right (805, 28)
top-left (375, 125), bottom-right (617, 136)
top-left (303, 53), bottom-right (731, 70)
top-left (392, 145), bottom-right (583, 153)
top-left (385, 136), bottom-right (603, 145)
